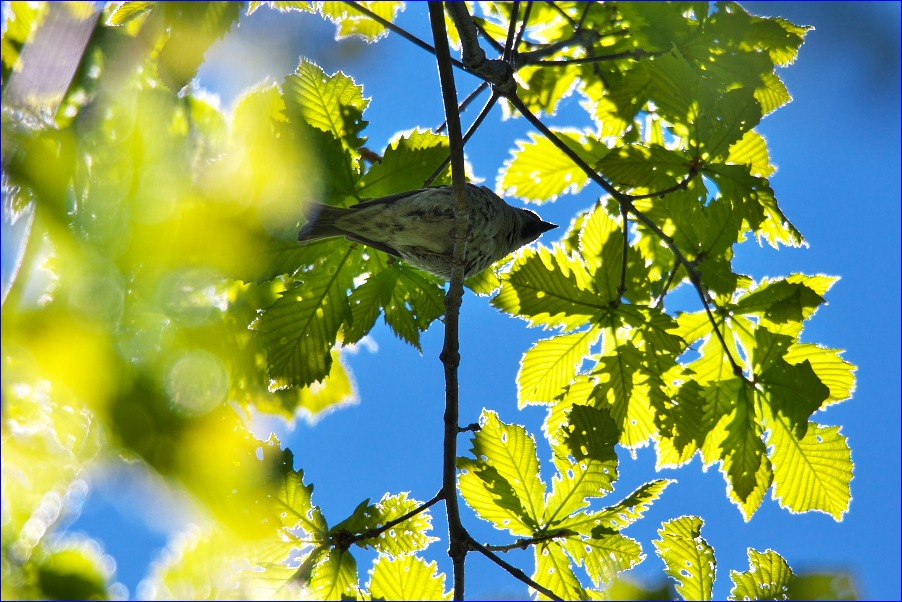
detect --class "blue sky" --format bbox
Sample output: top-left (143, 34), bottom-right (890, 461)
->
top-left (49, 2), bottom-right (900, 599)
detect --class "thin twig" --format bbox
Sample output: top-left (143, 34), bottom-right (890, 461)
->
top-left (351, 491), bottom-right (444, 544)
top-left (502, 1), bottom-right (521, 62)
top-left (435, 81), bottom-right (490, 133)
top-left (483, 530), bottom-right (574, 552)
top-left (618, 201), bottom-right (629, 301)
top-left (528, 48), bottom-right (659, 66)
top-left (429, 4), bottom-right (471, 599)
top-left (546, 1), bottom-right (578, 28)
top-left (468, 536), bottom-right (564, 600)
top-left (343, 1), bottom-right (466, 71)
top-left (425, 91), bottom-right (500, 188)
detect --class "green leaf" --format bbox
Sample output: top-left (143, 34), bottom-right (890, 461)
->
top-left (592, 341), bottom-right (658, 448)
top-left (369, 556), bottom-right (450, 601)
top-left (597, 144), bottom-right (691, 192)
top-left (358, 130), bottom-right (451, 197)
top-left (544, 405), bottom-right (620, 524)
top-left (590, 479), bottom-right (673, 533)
top-left (307, 548), bottom-right (358, 600)
top-left (349, 493), bottom-right (439, 556)
top-left (562, 533), bottom-right (644, 587)
top-left (533, 542), bottom-right (589, 601)
top-left (758, 358), bottom-right (829, 439)
top-left (346, 265), bottom-right (445, 351)
top-left (729, 549), bottom-right (794, 601)
top-left (273, 449), bottom-right (329, 537)
top-left (766, 418), bottom-right (852, 520)
top-left (516, 65), bottom-right (580, 117)
top-left (158, 3), bottom-right (241, 93)
top-left (499, 131), bottom-right (607, 203)
top-left (283, 58), bottom-right (370, 149)
top-left (492, 245), bottom-right (604, 330)
top-left (728, 130), bottom-right (774, 178)
top-left (518, 329), bottom-right (600, 406)
top-left (319, 1), bottom-right (403, 42)
top-left (579, 203), bottom-right (624, 303)
top-left (783, 344), bottom-right (856, 408)
top-left (468, 411), bottom-right (547, 526)
top-left (654, 516), bottom-right (716, 601)
top-left (254, 247), bottom-right (356, 388)
top-left (458, 458), bottom-right (534, 536)
top-left (720, 379), bottom-right (772, 518)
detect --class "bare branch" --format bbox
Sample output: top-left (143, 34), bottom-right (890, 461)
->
top-left (425, 91), bottom-right (500, 188)
top-left (429, 4), bottom-right (471, 599)
top-left (446, 2), bottom-right (516, 94)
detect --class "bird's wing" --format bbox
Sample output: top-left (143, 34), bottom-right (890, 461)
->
top-left (350, 188), bottom-right (431, 209)
top-left (341, 233), bottom-right (403, 258)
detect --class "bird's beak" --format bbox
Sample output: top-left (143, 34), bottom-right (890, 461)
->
top-left (539, 221), bottom-right (558, 233)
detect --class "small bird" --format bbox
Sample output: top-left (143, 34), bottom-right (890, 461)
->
top-left (298, 184), bottom-right (557, 279)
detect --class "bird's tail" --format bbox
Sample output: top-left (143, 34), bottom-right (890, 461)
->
top-left (298, 203), bottom-right (350, 242)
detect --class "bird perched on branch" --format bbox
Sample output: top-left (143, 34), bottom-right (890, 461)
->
top-left (298, 184), bottom-right (557, 280)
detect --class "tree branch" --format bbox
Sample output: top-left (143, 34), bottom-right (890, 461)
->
top-left (429, 4), bottom-right (471, 599)
top-left (468, 536), bottom-right (564, 600)
top-left (445, 2), bottom-right (516, 94)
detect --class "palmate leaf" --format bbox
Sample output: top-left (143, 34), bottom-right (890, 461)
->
top-left (369, 556), bottom-right (450, 601)
top-left (518, 329), bottom-right (600, 406)
top-left (158, 3), bottom-right (241, 93)
top-left (729, 549), bottom-right (794, 601)
top-left (562, 533), bottom-right (644, 587)
top-left (492, 245), bottom-right (604, 330)
top-left (597, 144), bottom-right (692, 193)
top-left (346, 265), bottom-right (445, 351)
top-left (654, 516), bottom-right (716, 601)
top-left (253, 246), bottom-right (357, 388)
top-left (579, 203), bottom-right (624, 304)
top-left (766, 416), bottom-right (852, 520)
top-left (458, 458), bottom-right (535, 535)
top-left (592, 341), bottom-right (659, 448)
top-left (758, 358), bottom-right (829, 438)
